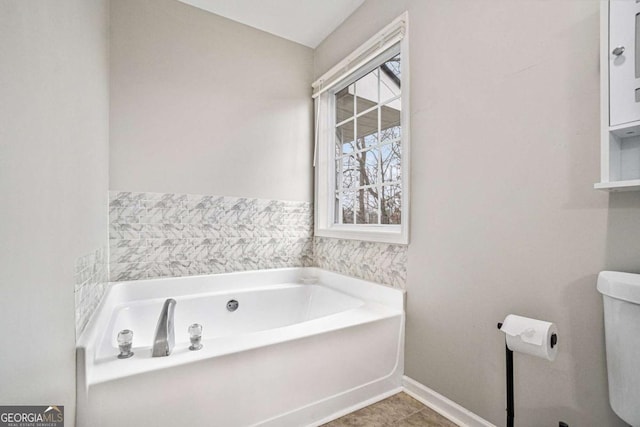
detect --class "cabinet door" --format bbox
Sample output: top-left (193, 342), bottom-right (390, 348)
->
top-left (610, 1), bottom-right (640, 127)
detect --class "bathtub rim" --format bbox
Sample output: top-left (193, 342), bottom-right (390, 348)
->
top-left (77, 267), bottom-right (404, 349)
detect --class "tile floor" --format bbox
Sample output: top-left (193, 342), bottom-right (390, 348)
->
top-left (321, 392), bottom-right (459, 427)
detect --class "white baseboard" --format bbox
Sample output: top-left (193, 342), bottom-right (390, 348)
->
top-left (402, 376), bottom-right (496, 427)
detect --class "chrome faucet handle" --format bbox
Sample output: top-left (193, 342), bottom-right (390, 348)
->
top-left (189, 323), bottom-right (203, 351)
top-left (117, 329), bottom-right (134, 359)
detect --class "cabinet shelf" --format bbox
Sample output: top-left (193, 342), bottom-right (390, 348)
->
top-left (594, 179), bottom-right (640, 192)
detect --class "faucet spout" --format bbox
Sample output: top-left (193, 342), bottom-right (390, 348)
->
top-left (151, 298), bottom-right (176, 357)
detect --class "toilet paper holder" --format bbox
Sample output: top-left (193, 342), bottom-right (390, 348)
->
top-left (496, 322), bottom-right (561, 427)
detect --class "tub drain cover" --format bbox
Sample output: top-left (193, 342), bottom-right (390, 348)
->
top-left (227, 299), bottom-right (239, 312)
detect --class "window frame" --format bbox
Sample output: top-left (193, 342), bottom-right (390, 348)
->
top-left (314, 18), bottom-right (410, 244)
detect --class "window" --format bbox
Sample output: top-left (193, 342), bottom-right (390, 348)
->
top-left (334, 52), bottom-right (402, 226)
top-left (313, 13), bottom-right (409, 244)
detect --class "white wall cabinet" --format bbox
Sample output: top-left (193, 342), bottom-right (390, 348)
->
top-left (596, 1), bottom-right (640, 191)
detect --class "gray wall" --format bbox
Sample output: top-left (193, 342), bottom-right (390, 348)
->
top-left (110, 0), bottom-right (314, 202)
top-left (315, 1), bottom-right (640, 426)
top-left (0, 0), bottom-right (110, 424)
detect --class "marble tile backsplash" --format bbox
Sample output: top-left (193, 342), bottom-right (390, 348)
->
top-left (313, 237), bottom-right (407, 289)
top-left (109, 191), bottom-right (313, 281)
top-left (75, 247), bottom-right (108, 337)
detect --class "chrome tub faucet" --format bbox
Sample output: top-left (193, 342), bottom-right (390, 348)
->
top-left (151, 298), bottom-right (176, 357)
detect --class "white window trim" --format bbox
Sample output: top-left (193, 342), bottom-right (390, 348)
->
top-left (313, 12), bottom-right (410, 245)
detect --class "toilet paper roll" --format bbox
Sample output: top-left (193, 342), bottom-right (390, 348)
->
top-left (500, 314), bottom-right (558, 361)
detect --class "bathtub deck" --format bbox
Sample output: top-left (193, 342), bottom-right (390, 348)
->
top-left (321, 393), bottom-right (458, 427)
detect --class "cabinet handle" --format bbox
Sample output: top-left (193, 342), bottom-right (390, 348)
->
top-left (612, 46), bottom-right (625, 56)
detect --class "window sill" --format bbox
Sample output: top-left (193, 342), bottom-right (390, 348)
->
top-left (315, 225), bottom-right (408, 245)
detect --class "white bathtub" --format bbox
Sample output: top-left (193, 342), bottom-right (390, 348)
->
top-left (76, 267), bottom-right (405, 427)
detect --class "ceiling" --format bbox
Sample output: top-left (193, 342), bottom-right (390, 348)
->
top-left (177, 0), bottom-right (365, 48)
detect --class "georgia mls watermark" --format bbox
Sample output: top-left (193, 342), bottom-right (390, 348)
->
top-left (0, 406), bottom-right (64, 427)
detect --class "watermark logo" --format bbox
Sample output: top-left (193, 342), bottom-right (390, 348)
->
top-left (0, 405), bottom-right (64, 427)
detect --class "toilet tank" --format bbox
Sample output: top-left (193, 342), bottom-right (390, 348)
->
top-left (597, 271), bottom-right (640, 426)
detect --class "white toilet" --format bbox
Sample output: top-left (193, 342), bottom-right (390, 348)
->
top-left (597, 271), bottom-right (640, 426)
